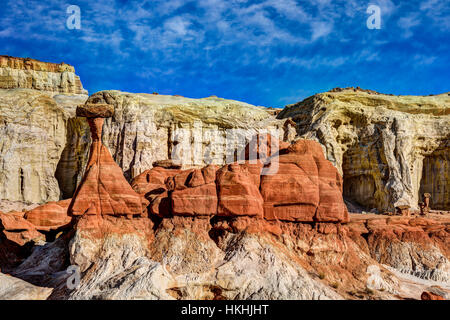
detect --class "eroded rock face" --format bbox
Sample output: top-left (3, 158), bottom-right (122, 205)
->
top-left (278, 88), bottom-right (450, 212)
top-left (24, 199), bottom-right (72, 232)
top-left (0, 56), bottom-right (87, 95)
top-left (69, 105), bottom-right (148, 217)
top-left (62, 212), bottom-right (450, 300)
top-left (133, 139), bottom-right (348, 223)
top-left (217, 162), bottom-right (264, 217)
top-left (261, 139), bottom-right (348, 222)
top-left (0, 90), bottom-right (85, 204)
top-left (0, 273), bottom-right (52, 300)
top-left (0, 73), bottom-right (294, 207)
top-left (0, 56), bottom-right (89, 206)
top-left (170, 166), bottom-right (218, 217)
top-left (56, 90), bottom-right (296, 198)
top-left (1, 128), bottom-right (448, 300)
top-left (348, 214), bottom-right (450, 283)
top-left (65, 215), bottom-right (349, 300)
top-left (0, 211), bottom-right (44, 246)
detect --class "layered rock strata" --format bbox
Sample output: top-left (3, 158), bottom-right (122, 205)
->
top-left (0, 128), bottom-right (448, 300)
top-left (132, 138), bottom-right (349, 223)
top-left (68, 104), bottom-right (147, 217)
top-left (56, 91), bottom-right (297, 198)
top-left (0, 56), bottom-right (89, 205)
top-left (0, 56), bottom-right (87, 94)
top-left (278, 87), bottom-right (450, 212)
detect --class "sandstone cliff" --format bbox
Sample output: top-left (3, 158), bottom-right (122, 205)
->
top-left (0, 57), bottom-right (296, 205)
top-left (0, 56), bottom-right (87, 95)
top-left (278, 88), bottom-right (450, 212)
top-left (0, 57), bottom-right (89, 205)
top-left (0, 89), bottom-right (87, 204)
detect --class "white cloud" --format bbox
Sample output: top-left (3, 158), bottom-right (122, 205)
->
top-left (397, 13), bottom-right (421, 38)
top-left (164, 16), bottom-right (191, 36)
top-left (310, 21), bottom-right (333, 41)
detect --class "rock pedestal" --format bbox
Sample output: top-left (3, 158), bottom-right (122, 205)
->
top-left (68, 104), bottom-right (147, 217)
top-left (422, 193), bottom-right (431, 212)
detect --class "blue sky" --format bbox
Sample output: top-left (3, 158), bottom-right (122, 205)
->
top-left (1, 0), bottom-right (449, 107)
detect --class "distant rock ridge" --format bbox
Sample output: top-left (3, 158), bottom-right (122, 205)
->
top-left (0, 55), bottom-right (87, 95)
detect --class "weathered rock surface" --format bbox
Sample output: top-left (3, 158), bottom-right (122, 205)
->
top-left (134, 139), bottom-right (348, 223)
top-left (0, 56), bottom-right (87, 94)
top-left (56, 91), bottom-right (296, 198)
top-left (348, 213), bottom-right (450, 284)
top-left (1, 127), bottom-right (448, 300)
top-left (62, 215), bottom-right (349, 300)
top-left (170, 166), bottom-right (218, 217)
top-left (261, 139), bottom-right (349, 222)
top-left (0, 64), bottom-right (295, 207)
top-left (0, 211), bottom-right (44, 246)
top-left (0, 89), bottom-right (86, 204)
top-left (0, 57), bottom-right (89, 206)
top-left (0, 272), bottom-right (52, 300)
top-left (217, 162), bottom-right (264, 217)
top-left (69, 106), bottom-right (147, 217)
top-left (59, 212), bottom-right (450, 300)
top-left (278, 88), bottom-right (450, 212)
top-left (24, 199), bottom-right (72, 232)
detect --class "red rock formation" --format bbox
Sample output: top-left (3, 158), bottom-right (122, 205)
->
top-left (131, 166), bottom-right (182, 197)
top-left (131, 166), bottom-right (182, 217)
top-left (69, 104), bottom-right (148, 217)
top-left (421, 291), bottom-right (445, 300)
top-left (24, 199), bottom-right (72, 231)
top-left (347, 214), bottom-right (450, 274)
top-left (217, 162), bottom-right (264, 217)
top-left (170, 165), bottom-right (218, 217)
top-left (261, 139), bottom-right (349, 223)
top-left (132, 138), bottom-right (348, 223)
top-left (0, 212), bottom-right (44, 246)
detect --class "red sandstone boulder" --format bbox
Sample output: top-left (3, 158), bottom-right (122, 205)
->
top-left (421, 291), bottom-right (445, 300)
top-left (261, 149), bottom-right (320, 221)
top-left (132, 167), bottom-right (182, 217)
top-left (24, 199), bottom-right (72, 231)
top-left (131, 167), bottom-right (182, 196)
top-left (170, 165), bottom-right (218, 217)
top-left (217, 162), bottom-right (264, 217)
top-left (261, 139), bottom-right (348, 223)
top-left (0, 212), bottom-right (44, 246)
top-left (315, 159), bottom-right (348, 222)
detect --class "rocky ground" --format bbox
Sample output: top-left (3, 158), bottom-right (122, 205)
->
top-left (1, 212), bottom-right (448, 300)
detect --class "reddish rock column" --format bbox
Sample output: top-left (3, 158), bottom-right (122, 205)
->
top-left (422, 193), bottom-right (431, 212)
top-left (68, 104), bottom-right (148, 218)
